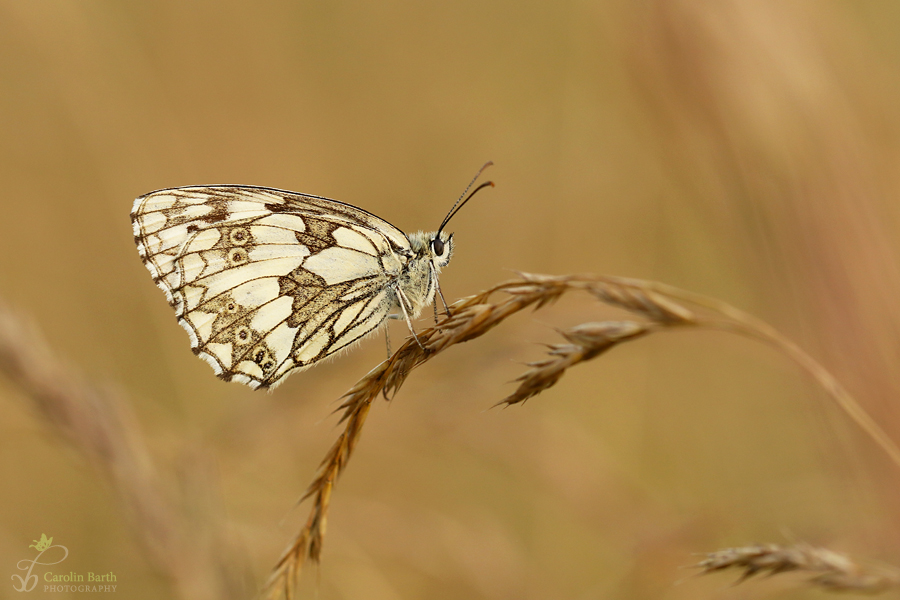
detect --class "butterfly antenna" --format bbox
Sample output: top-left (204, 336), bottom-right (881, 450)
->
top-left (437, 161), bottom-right (495, 233)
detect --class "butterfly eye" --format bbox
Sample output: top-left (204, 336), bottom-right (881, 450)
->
top-left (431, 237), bottom-right (445, 256)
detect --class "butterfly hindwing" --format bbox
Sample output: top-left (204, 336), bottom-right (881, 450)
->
top-left (132, 185), bottom-right (410, 389)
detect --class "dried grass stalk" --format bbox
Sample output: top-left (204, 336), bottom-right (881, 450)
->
top-left (265, 364), bottom-right (381, 598)
top-left (695, 543), bottom-right (900, 593)
top-left (0, 302), bottom-right (248, 600)
top-left (266, 272), bottom-right (900, 598)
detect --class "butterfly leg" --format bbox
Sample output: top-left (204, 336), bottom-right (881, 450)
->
top-left (434, 278), bottom-right (451, 317)
top-left (384, 312), bottom-right (408, 357)
top-left (395, 288), bottom-right (425, 350)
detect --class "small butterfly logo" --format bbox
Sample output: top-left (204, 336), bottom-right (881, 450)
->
top-left (29, 534), bottom-right (53, 552)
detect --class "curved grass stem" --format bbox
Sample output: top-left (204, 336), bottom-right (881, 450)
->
top-left (266, 272), bottom-right (898, 598)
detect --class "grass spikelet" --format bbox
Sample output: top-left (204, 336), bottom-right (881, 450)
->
top-left (265, 361), bottom-right (386, 599)
top-left (695, 543), bottom-right (900, 593)
top-left (501, 321), bottom-right (652, 406)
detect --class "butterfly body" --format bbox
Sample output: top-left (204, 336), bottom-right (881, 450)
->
top-left (399, 230), bottom-right (453, 315)
top-left (132, 185), bottom-right (454, 389)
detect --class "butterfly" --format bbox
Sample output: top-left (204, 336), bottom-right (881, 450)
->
top-left (29, 534), bottom-right (53, 552)
top-left (131, 164), bottom-right (493, 389)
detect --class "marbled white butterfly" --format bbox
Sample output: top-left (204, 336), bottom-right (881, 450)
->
top-left (131, 164), bottom-right (492, 389)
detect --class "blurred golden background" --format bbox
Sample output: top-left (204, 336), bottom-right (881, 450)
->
top-left (3, 1), bottom-right (900, 598)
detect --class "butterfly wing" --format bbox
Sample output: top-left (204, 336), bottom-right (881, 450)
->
top-left (131, 185), bottom-right (410, 389)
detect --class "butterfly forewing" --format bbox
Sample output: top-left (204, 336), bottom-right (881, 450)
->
top-left (132, 185), bottom-right (411, 389)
